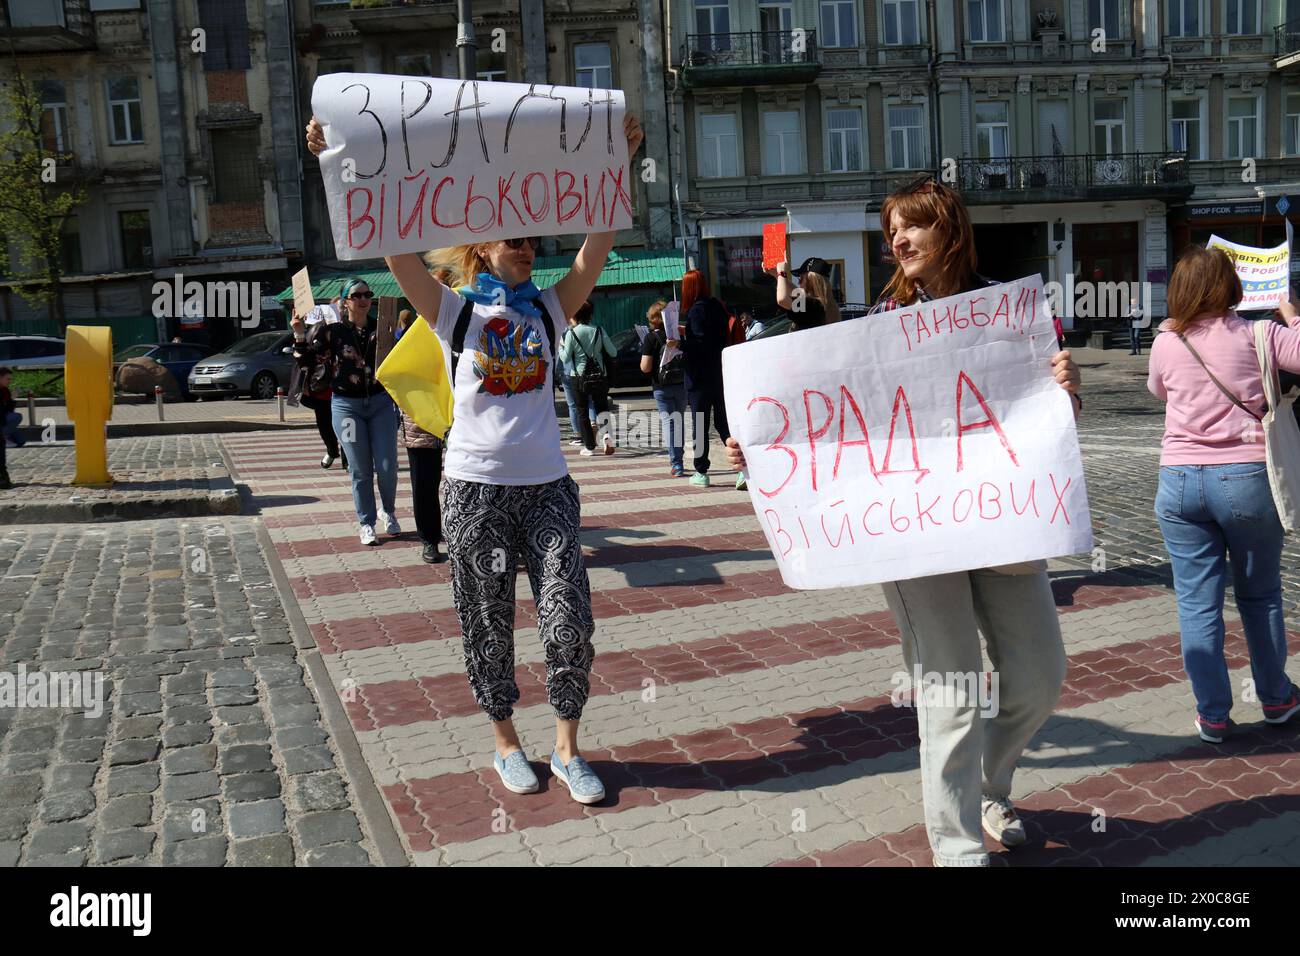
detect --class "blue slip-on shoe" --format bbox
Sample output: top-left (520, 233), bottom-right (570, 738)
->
top-left (550, 751), bottom-right (606, 804)
top-left (493, 749), bottom-right (540, 794)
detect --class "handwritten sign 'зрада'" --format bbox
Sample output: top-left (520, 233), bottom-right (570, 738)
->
top-left (722, 274), bottom-right (1093, 590)
top-left (311, 74), bottom-right (634, 260)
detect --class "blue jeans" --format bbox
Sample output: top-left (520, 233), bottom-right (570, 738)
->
top-left (1155, 463), bottom-right (1295, 722)
top-left (653, 384), bottom-right (687, 470)
top-left (4, 411), bottom-right (22, 446)
top-left (561, 371), bottom-right (595, 436)
top-left (331, 392), bottom-right (399, 528)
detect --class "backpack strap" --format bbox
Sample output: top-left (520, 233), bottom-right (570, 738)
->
top-left (536, 299), bottom-right (558, 361)
top-left (449, 297), bottom-right (476, 382)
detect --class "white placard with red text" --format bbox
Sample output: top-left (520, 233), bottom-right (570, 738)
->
top-left (723, 275), bottom-right (1093, 590)
top-left (311, 73), bottom-right (633, 260)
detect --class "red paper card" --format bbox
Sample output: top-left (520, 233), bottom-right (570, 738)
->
top-left (762, 222), bottom-right (787, 271)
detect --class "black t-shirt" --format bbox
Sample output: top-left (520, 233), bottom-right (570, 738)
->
top-left (641, 328), bottom-right (665, 386)
top-left (780, 297), bottom-right (827, 331)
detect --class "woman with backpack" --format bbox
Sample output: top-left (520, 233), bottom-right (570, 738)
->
top-left (678, 269), bottom-right (732, 488)
top-left (558, 300), bottom-right (617, 457)
top-left (640, 299), bottom-right (687, 476)
top-left (291, 277), bottom-right (400, 547)
top-left (305, 109), bottom-right (644, 804)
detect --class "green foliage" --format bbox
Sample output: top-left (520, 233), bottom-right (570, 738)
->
top-left (0, 65), bottom-right (86, 328)
top-left (10, 368), bottom-right (63, 399)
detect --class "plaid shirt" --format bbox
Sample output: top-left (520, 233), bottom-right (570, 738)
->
top-left (866, 273), bottom-right (998, 316)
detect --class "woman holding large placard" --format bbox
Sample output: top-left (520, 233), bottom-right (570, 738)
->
top-left (1147, 247), bottom-right (1300, 744)
top-left (727, 177), bottom-right (1082, 867)
top-left (306, 111), bottom-right (643, 805)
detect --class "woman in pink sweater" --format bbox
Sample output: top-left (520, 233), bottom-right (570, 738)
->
top-left (1148, 246), bottom-right (1300, 742)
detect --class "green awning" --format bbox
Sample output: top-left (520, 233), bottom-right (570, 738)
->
top-left (274, 248), bottom-right (684, 302)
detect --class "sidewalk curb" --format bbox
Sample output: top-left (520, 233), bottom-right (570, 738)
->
top-left (15, 420), bottom-right (314, 440)
top-left (251, 497), bottom-right (411, 867)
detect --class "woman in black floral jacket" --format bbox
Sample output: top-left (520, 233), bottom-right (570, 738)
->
top-left (291, 277), bottom-right (401, 547)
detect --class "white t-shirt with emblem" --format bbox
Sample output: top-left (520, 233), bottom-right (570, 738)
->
top-left (433, 285), bottom-right (568, 486)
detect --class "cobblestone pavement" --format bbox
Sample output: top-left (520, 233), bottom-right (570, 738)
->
top-left (220, 345), bottom-right (1300, 867)
top-left (0, 517), bottom-right (386, 866)
top-left (0, 436), bottom-right (239, 523)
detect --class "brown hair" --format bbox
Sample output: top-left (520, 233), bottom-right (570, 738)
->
top-left (879, 177), bottom-right (978, 304)
top-left (1165, 247), bottom-right (1242, 334)
top-left (800, 272), bottom-right (841, 323)
top-left (574, 301), bottom-right (595, 324)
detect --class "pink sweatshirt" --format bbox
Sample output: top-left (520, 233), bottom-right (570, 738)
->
top-left (1148, 313), bottom-right (1300, 465)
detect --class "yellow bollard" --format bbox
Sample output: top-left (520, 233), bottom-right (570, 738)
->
top-left (65, 325), bottom-right (114, 486)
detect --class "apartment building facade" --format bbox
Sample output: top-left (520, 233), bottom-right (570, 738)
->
top-left (294, 0), bottom-right (674, 274)
top-left (670, 0), bottom-right (1300, 325)
top-left (0, 0), bottom-right (302, 342)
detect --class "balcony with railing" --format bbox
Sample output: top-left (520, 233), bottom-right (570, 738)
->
top-left (950, 152), bottom-right (1192, 202)
top-left (681, 31), bottom-right (820, 88)
top-left (1276, 18), bottom-right (1300, 68)
top-left (0, 0), bottom-right (94, 52)
top-left (310, 0), bottom-right (455, 33)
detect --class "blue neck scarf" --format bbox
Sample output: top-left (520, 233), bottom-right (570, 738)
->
top-left (459, 273), bottom-right (542, 318)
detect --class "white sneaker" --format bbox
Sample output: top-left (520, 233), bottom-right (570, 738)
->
top-left (359, 524), bottom-right (378, 546)
top-left (981, 796), bottom-right (1027, 848)
top-left (569, 438), bottom-right (584, 446)
top-left (579, 448), bottom-right (596, 457)
top-left (378, 510), bottom-right (400, 535)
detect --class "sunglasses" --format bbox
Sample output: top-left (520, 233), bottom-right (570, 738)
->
top-left (348, 290), bottom-right (375, 300)
top-left (503, 236), bottom-right (541, 251)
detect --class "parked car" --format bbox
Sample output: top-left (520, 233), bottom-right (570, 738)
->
top-left (187, 331), bottom-right (296, 399)
top-left (114, 343), bottom-right (214, 397)
top-left (607, 327), bottom-right (651, 388)
top-left (748, 303), bottom-right (871, 341)
top-left (0, 334), bottom-right (65, 368)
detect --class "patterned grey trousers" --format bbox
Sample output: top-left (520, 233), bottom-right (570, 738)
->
top-left (443, 475), bottom-right (595, 721)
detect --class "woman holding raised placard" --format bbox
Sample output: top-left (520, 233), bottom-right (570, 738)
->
top-left (306, 111), bottom-right (643, 806)
top-left (1147, 247), bottom-right (1300, 745)
top-left (727, 176), bottom-right (1081, 867)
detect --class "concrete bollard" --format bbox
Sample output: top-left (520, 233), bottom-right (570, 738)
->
top-left (155, 385), bottom-right (164, 422)
top-left (277, 387), bottom-right (285, 422)
top-left (26, 391), bottom-right (36, 427)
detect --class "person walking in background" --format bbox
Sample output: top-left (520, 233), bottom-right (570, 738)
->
top-left (741, 310), bottom-right (768, 341)
top-left (1148, 247), bottom-right (1300, 743)
top-left (769, 257), bottom-right (841, 330)
top-left (640, 299), bottom-right (688, 476)
top-left (292, 277), bottom-right (401, 547)
top-left (293, 303), bottom-right (345, 471)
top-left (558, 300), bottom-right (616, 457)
top-left (1128, 294), bottom-right (1145, 355)
top-left (678, 269), bottom-right (731, 488)
top-left (559, 312), bottom-right (596, 446)
top-left (0, 366), bottom-right (20, 489)
top-left (393, 309), bottom-right (446, 564)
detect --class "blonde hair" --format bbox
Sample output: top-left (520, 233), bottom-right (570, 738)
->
top-left (801, 272), bottom-right (841, 323)
top-left (646, 299), bottom-right (668, 328)
top-left (424, 245), bottom-right (490, 289)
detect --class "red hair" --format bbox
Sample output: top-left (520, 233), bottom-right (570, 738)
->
top-left (681, 269), bottom-right (706, 315)
top-left (880, 178), bottom-right (978, 303)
